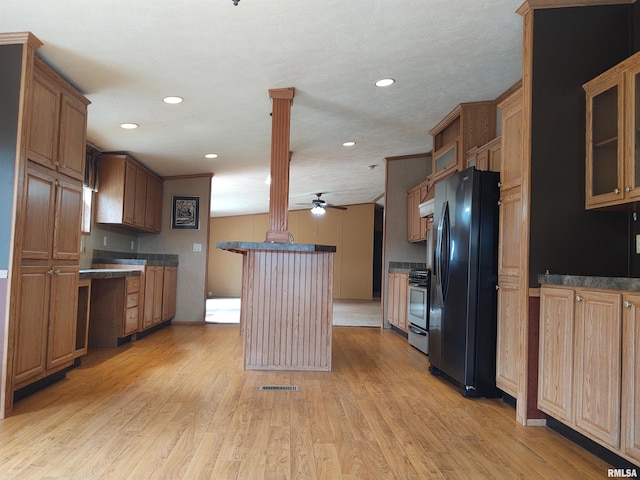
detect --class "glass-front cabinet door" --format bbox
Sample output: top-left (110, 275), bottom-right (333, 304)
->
top-left (585, 74), bottom-right (624, 208)
top-left (625, 63), bottom-right (640, 201)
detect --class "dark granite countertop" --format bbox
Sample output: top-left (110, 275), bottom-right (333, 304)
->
top-left (389, 261), bottom-right (427, 274)
top-left (538, 274), bottom-right (640, 292)
top-left (91, 249), bottom-right (179, 267)
top-left (79, 269), bottom-right (141, 279)
top-left (217, 241), bottom-right (336, 253)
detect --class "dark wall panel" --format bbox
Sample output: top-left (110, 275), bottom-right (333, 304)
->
top-left (0, 44), bottom-right (23, 270)
top-left (529, 6), bottom-right (631, 284)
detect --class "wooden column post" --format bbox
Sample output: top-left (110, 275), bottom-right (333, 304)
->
top-left (265, 87), bottom-right (295, 243)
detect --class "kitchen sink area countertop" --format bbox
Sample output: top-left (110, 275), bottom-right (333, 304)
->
top-left (538, 273), bottom-right (640, 291)
top-left (79, 269), bottom-right (141, 279)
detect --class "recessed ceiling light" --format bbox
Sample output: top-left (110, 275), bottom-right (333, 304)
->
top-left (204, 153), bottom-right (218, 159)
top-left (375, 78), bottom-right (395, 87)
top-left (343, 141), bottom-right (356, 147)
top-left (163, 96), bottom-right (184, 104)
top-left (120, 123), bottom-right (139, 129)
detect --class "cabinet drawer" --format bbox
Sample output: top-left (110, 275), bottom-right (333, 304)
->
top-left (126, 292), bottom-right (139, 309)
top-left (126, 277), bottom-right (140, 294)
top-left (124, 308), bottom-right (138, 335)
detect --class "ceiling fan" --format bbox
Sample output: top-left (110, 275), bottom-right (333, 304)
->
top-left (310, 193), bottom-right (347, 216)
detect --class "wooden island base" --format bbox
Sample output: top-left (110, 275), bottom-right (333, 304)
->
top-left (217, 242), bottom-right (335, 371)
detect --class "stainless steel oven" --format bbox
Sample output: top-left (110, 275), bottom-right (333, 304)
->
top-left (408, 269), bottom-right (430, 355)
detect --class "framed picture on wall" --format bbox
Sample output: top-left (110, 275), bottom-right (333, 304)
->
top-left (171, 195), bottom-right (200, 230)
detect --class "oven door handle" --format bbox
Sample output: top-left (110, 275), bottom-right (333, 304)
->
top-left (409, 325), bottom-right (427, 336)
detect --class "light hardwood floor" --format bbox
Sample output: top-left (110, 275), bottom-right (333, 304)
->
top-left (0, 324), bottom-right (611, 479)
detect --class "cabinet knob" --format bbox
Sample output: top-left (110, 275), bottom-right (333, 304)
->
top-left (495, 285), bottom-right (500, 291)
top-left (576, 295), bottom-right (583, 302)
top-left (497, 201), bottom-right (502, 206)
top-left (54, 269), bottom-right (61, 275)
top-left (614, 188), bottom-right (620, 194)
top-left (626, 186), bottom-right (632, 193)
top-left (46, 269), bottom-right (54, 276)
top-left (624, 300), bottom-right (632, 308)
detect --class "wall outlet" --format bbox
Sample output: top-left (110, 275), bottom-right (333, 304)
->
top-left (193, 243), bottom-right (202, 252)
top-left (103, 236), bottom-right (108, 247)
top-left (130, 240), bottom-right (135, 250)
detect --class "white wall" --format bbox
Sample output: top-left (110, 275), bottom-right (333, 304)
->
top-left (382, 154), bottom-right (431, 326)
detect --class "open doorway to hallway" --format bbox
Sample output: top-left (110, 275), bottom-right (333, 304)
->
top-left (205, 298), bottom-right (381, 327)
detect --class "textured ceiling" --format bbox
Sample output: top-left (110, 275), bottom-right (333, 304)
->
top-left (0, 0), bottom-right (523, 217)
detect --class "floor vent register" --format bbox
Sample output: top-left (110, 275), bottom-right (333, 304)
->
top-left (258, 385), bottom-right (300, 392)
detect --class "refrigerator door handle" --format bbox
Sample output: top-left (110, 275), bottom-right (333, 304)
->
top-left (435, 200), bottom-right (450, 302)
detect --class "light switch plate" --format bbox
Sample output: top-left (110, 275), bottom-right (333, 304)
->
top-left (636, 234), bottom-right (640, 254)
top-left (193, 243), bottom-right (202, 252)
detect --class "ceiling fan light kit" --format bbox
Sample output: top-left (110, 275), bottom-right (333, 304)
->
top-left (311, 205), bottom-right (326, 216)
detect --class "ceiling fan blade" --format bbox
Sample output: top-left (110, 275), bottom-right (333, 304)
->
top-left (328, 205), bottom-right (347, 210)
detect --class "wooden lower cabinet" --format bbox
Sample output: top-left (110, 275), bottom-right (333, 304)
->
top-left (143, 266), bottom-right (164, 329)
top-left (538, 286), bottom-right (574, 422)
top-left (622, 293), bottom-right (640, 464)
top-left (538, 285), bottom-right (633, 461)
top-left (13, 264), bottom-right (78, 389)
top-left (88, 275), bottom-right (141, 347)
top-left (495, 275), bottom-right (521, 397)
top-left (387, 272), bottom-right (408, 332)
top-left (162, 266), bottom-right (178, 321)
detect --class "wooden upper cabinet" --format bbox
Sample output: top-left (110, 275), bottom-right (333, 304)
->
top-left (430, 101), bottom-right (497, 184)
top-left (145, 176), bottom-right (163, 232)
top-left (498, 88), bottom-right (523, 191)
top-left (95, 154), bottom-right (163, 233)
top-left (584, 50), bottom-right (640, 209)
top-left (468, 137), bottom-right (501, 172)
top-left (27, 59), bottom-right (88, 182)
top-left (21, 162), bottom-right (82, 261)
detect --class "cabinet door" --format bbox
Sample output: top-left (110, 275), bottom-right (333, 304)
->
top-left (622, 293), bottom-right (640, 464)
top-left (432, 142), bottom-right (458, 183)
top-left (123, 161), bottom-right (137, 226)
top-left (499, 89), bottom-right (523, 191)
top-left (488, 141), bottom-right (501, 173)
top-left (13, 265), bottom-right (50, 387)
top-left (134, 167), bottom-right (147, 228)
top-left (387, 274), bottom-right (397, 327)
top-left (498, 186), bottom-right (522, 277)
top-left (574, 289), bottom-right (622, 449)
top-left (47, 265), bottom-right (78, 371)
top-left (152, 267), bottom-right (164, 325)
top-left (28, 68), bottom-right (60, 169)
top-left (162, 266), bottom-right (178, 321)
top-left (585, 75), bottom-right (624, 208)
top-left (537, 286), bottom-right (574, 422)
top-left (145, 176), bottom-right (163, 232)
top-left (52, 174), bottom-right (82, 260)
top-left (398, 274), bottom-right (408, 331)
top-left (496, 275), bottom-right (521, 397)
top-left (21, 165), bottom-right (56, 260)
top-left (58, 93), bottom-right (87, 182)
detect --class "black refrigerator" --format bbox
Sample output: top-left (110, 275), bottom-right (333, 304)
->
top-left (429, 167), bottom-right (500, 398)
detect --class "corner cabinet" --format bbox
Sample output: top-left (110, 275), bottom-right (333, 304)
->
top-left (95, 154), bottom-right (164, 233)
top-left (538, 285), bottom-right (640, 464)
top-left (584, 50), bottom-right (640, 209)
top-left (429, 101), bottom-right (497, 185)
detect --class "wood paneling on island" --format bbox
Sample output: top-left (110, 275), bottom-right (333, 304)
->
top-left (218, 242), bottom-right (335, 371)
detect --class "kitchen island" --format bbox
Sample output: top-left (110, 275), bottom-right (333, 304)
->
top-left (217, 242), bottom-right (336, 371)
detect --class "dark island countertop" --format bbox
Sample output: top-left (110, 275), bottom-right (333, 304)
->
top-left (538, 274), bottom-right (640, 292)
top-left (217, 241), bottom-right (336, 253)
top-left (79, 269), bottom-right (142, 280)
